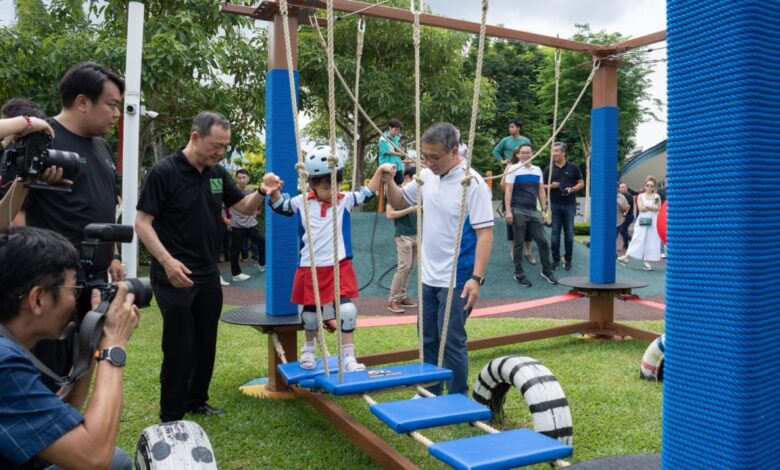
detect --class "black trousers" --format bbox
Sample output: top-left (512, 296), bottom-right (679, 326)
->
top-left (230, 226), bottom-right (266, 275)
top-left (153, 280), bottom-right (223, 421)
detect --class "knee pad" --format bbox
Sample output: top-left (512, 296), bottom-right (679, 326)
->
top-left (301, 310), bottom-right (318, 332)
top-left (339, 301), bottom-right (357, 333)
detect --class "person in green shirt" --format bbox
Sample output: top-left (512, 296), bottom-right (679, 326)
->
top-left (378, 118), bottom-right (405, 185)
top-left (386, 166), bottom-right (418, 313)
top-left (492, 119), bottom-right (531, 166)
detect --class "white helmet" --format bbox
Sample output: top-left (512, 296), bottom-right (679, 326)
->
top-left (304, 145), bottom-right (344, 177)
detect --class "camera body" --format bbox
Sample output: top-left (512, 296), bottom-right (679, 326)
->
top-left (81, 223), bottom-right (153, 308)
top-left (1, 131), bottom-right (81, 192)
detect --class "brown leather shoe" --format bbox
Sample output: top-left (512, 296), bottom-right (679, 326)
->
top-left (399, 298), bottom-right (417, 308)
top-left (387, 302), bottom-right (405, 314)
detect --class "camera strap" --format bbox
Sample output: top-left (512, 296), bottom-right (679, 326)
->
top-left (68, 303), bottom-right (108, 390)
top-left (0, 323), bottom-right (72, 389)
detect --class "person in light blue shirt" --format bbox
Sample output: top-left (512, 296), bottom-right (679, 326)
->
top-left (378, 118), bottom-right (406, 185)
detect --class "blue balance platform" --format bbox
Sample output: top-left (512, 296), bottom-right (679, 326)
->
top-left (428, 428), bottom-right (572, 470)
top-left (371, 394), bottom-right (492, 433)
top-left (277, 356), bottom-right (342, 385)
top-left (313, 363), bottom-right (452, 396)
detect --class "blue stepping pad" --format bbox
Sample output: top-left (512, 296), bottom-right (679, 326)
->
top-left (429, 428), bottom-right (572, 470)
top-left (314, 363), bottom-right (452, 396)
top-left (278, 356), bottom-right (342, 385)
top-left (371, 394), bottom-right (491, 433)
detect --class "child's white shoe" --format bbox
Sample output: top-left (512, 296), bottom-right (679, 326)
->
top-left (344, 355), bottom-right (366, 372)
top-left (300, 346), bottom-right (316, 369)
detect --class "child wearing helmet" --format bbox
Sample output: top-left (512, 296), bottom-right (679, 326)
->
top-left (263, 146), bottom-right (395, 371)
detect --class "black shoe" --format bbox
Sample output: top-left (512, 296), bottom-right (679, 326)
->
top-left (563, 259), bottom-right (572, 271)
top-left (540, 272), bottom-right (558, 285)
top-left (187, 403), bottom-right (225, 416)
top-left (513, 273), bottom-right (532, 288)
top-left (551, 261), bottom-right (559, 271)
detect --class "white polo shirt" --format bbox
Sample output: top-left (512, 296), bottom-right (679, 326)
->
top-left (402, 162), bottom-right (494, 288)
top-left (287, 189), bottom-right (371, 267)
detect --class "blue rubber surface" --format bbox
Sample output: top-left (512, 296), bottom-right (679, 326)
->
top-left (428, 428), bottom-right (572, 470)
top-left (664, 1), bottom-right (780, 468)
top-left (589, 106), bottom-right (618, 284)
top-left (370, 394), bottom-right (491, 433)
top-left (313, 363), bottom-right (452, 396)
top-left (265, 69), bottom-right (301, 316)
top-left (277, 355), bottom-right (342, 385)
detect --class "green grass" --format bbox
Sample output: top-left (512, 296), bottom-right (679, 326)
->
top-left (118, 302), bottom-right (664, 469)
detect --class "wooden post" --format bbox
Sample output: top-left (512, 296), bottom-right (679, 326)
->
top-left (377, 180), bottom-right (385, 213)
top-left (486, 170), bottom-right (493, 189)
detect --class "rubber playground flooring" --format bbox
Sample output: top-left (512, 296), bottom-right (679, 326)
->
top-left (220, 212), bottom-right (665, 321)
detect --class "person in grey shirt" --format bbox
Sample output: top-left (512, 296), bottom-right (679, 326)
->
top-left (228, 169), bottom-right (265, 281)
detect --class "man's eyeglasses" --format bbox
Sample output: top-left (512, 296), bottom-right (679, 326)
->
top-left (55, 284), bottom-right (85, 300)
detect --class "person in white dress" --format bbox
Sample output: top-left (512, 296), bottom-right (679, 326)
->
top-left (618, 175), bottom-right (662, 271)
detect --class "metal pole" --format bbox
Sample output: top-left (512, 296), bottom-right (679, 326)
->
top-left (121, 1), bottom-right (144, 278)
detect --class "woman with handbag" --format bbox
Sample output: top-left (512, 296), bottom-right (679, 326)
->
top-left (617, 175), bottom-right (662, 271)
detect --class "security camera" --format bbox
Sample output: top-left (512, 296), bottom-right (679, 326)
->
top-left (126, 104), bottom-right (136, 114)
top-left (141, 107), bottom-right (159, 119)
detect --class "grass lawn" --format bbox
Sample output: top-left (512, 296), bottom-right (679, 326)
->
top-left (118, 302), bottom-right (664, 469)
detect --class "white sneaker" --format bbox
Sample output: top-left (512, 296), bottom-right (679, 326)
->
top-left (343, 356), bottom-right (366, 372)
top-left (642, 262), bottom-right (652, 271)
top-left (232, 273), bottom-right (250, 282)
top-left (256, 264), bottom-right (266, 272)
top-left (220, 276), bottom-right (230, 286)
top-left (660, 252), bottom-right (667, 259)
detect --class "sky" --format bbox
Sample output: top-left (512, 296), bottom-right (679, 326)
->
top-left (0, 0), bottom-right (667, 150)
top-left (423, 0), bottom-right (667, 150)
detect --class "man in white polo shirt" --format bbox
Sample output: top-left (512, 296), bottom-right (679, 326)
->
top-left (383, 122), bottom-right (494, 396)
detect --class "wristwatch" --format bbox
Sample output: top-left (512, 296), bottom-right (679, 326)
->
top-left (96, 346), bottom-right (127, 367)
top-left (470, 275), bottom-right (485, 286)
top-left (257, 186), bottom-right (267, 196)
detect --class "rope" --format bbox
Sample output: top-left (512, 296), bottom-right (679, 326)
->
top-left (308, 16), bottom-right (408, 159)
top-left (484, 58), bottom-right (601, 182)
top-left (411, 0), bottom-right (425, 363)
top-left (270, 333), bottom-right (289, 364)
top-left (351, 16), bottom-right (366, 191)
top-left (325, 0), bottom-right (345, 384)
top-left (279, 0), bottom-right (331, 373)
top-left (545, 49), bottom-right (562, 214)
top-left (437, 0), bottom-right (489, 368)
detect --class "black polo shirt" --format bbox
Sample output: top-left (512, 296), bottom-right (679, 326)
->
top-left (137, 150), bottom-right (245, 284)
top-left (23, 120), bottom-right (118, 246)
top-left (543, 160), bottom-right (583, 206)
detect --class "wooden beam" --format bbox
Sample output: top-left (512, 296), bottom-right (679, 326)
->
top-left (608, 30), bottom-right (667, 54)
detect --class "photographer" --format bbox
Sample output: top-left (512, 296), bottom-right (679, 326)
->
top-left (0, 226), bottom-right (139, 470)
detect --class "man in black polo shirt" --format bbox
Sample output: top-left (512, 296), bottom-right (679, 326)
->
top-left (135, 111), bottom-right (266, 422)
top-left (20, 62), bottom-right (125, 392)
top-left (543, 142), bottom-right (584, 271)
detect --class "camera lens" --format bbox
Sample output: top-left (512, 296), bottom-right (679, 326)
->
top-left (123, 277), bottom-right (153, 308)
top-left (45, 149), bottom-right (81, 181)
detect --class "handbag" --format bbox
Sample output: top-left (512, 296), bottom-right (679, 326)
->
top-left (638, 216), bottom-right (652, 226)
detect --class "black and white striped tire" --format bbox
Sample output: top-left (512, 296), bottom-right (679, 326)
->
top-left (472, 356), bottom-right (573, 445)
top-left (135, 420), bottom-right (217, 469)
top-left (640, 334), bottom-right (665, 382)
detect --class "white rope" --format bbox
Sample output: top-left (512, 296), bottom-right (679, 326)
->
top-left (279, 0), bottom-right (331, 373)
top-left (437, 0), bottom-right (489, 368)
top-left (411, 0), bottom-right (425, 364)
top-left (545, 49), bottom-right (562, 215)
top-left (270, 333), bottom-right (289, 364)
top-left (351, 16), bottom-right (366, 191)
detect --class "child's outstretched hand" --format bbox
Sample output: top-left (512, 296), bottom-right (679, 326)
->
top-left (262, 172), bottom-right (283, 195)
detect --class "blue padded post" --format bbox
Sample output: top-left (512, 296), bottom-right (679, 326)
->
top-left (265, 69), bottom-right (300, 315)
top-left (588, 106), bottom-right (618, 283)
top-left (664, 1), bottom-right (780, 468)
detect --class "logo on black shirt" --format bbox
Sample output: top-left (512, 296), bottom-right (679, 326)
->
top-left (210, 178), bottom-right (223, 194)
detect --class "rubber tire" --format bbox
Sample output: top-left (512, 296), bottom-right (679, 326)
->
top-left (640, 334), bottom-right (665, 382)
top-left (472, 355), bottom-right (573, 445)
top-left (135, 420), bottom-right (217, 469)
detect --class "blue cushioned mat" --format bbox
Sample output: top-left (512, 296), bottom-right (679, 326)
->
top-left (277, 355), bottom-right (342, 385)
top-left (370, 394), bottom-right (491, 433)
top-left (428, 428), bottom-right (572, 470)
top-left (313, 363), bottom-right (452, 396)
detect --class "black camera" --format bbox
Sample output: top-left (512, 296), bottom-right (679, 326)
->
top-left (81, 223), bottom-right (153, 308)
top-left (1, 131), bottom-right (81, 192)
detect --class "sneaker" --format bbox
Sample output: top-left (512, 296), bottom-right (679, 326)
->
top-left (232, 273), bottom-right (250, 282)
top-left (540, 271), bottom-right (558, 285)
top-left (220, 276), bottom-right (230, 286)
top-left (513, 273), bottom-right (532, 288)
top-left (551, 261), bottom-right (559, 271)
top-left (256, 264), bottom-right (266, 272)
top-left (524, 252), bottom-right (537, 265)
top-left (563, 259), bottom-right (572, 271)
top-left (387, 302), bottom-right (405, 314)
top-left (660, 252), bottom-right (667, 259)
top-left (344, 356), bottom-right (366, 372)
top-left (617, 255), bottom-right (629, 266)
top-left (642, 262), bottom-right (652, 271)
top-left (399, 298), bottom-right (417, 308)
top-left (300, 348), bottom-right (316, 369)
top-left (187, 403), bottom-right (225, 417)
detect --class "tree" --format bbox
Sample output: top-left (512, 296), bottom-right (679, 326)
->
top-left (0, 0), bottom-right (267, 180)
top-left (296, 0), bottom-right (496, 187)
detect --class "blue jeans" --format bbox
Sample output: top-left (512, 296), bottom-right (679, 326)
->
top-left (551, 204), bottom-right (576, 262)
top-left (422, 284), bottom-right (471, 395)
top-left (46, 448), bottom-right (131, 470)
